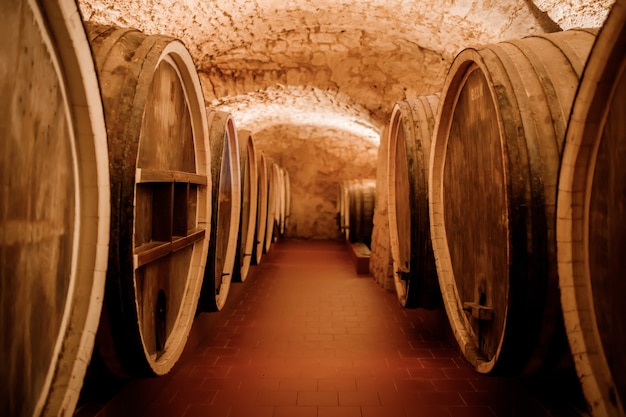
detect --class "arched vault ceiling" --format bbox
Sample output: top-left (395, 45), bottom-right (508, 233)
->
top-left (79, 0), bottom-right (614, 138)
top-left (214, 85), bottom-right (380, 143)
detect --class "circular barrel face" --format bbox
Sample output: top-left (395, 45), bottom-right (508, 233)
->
top-left (254, 154), bottom-right (269, 265)
top-left (442, 66), bottom-right (509, 366)
top-left (431, 29), bottom-right (596, 375)
top-left (235, 131), bottom-right (258, 282)
top-left (134, 56), bottom-right (200, 363)
top-left (265, 161), bottom-right (278, 252)
top-left (200, 111), bottom-right (240, 312)
top-left (391, 115), bottom-right (411, 273)
top-left (387, 97), bottom-right (440, 309)
top-left (1, 1), bottom-right (110, 415)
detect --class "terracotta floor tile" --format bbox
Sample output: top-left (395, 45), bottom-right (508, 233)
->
top-left (404, 404), bottom-right (452, 417)
top-left (169, 388), bottom-right (217, 406)
top-left (361, 405), bottom-right (407, 417)
top-left (255, 390), bottom-right (298, 406)
top-left (182, 404), bottom-right (230, 417)
top-left (273, 405), bottom-right (318, 417)
top-left (137, 403), bottom-right (189, 417)
top-left (355, 377), bottom-right (395, 392)
top-left (238, 376), bottom-right (281, 391)
top-left (80, 240), bottom-right (585, 417)
top-left (432, 379), bottom-right (477, 392)
top-left (419, 391), bottom-right (465, 406)
top-left (446, 406), bottom-right (497, 417)
top-left (317, 406), bottom-right (362, 417)
top-left (395, 378), bottom-right (436, 392)
top-left (407, 367), bottom-right (447, 379)
top-left (318, 377), bottom-right (358, 391)
top-left (338, 390), bottom-right (381, 406)
top-left (278, 377), bottom-right (318, 391)
top-left (297, 391), bottom-right (339, 406)
top-left (228, 404), bottom-right (274, 417)
top-left (397, 348), bottom-right (435, 359)
top-left (201, 377), bottom-right (241, 390)
top-left (420, 358), bottom-right (460, 369)
top-left (211, 389), bottom-right (257, 406)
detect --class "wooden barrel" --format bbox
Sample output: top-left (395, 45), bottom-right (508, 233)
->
top-left (273, 164), bottom-right (287, 238)
top-left (264, 158), bottom-right (278, 253)
top-left (264, 160), bottom-right (278, 252)
top-left (336, 183), bottom-right (343, 231)
top-left (87, 23), bottom-right (210, 377)
top-left (347, 179), bottom-right (376, 246)
top-left (199, 111), bottom-right (241, 311)
top-left (233, 130), bottom-right (258, 282)
top-left (429, 29), bottom-right (596, 375)
top-left (557, 3), bottom-right (626, 415)
top-left (253, 153), bottom-right (269, 264)
top-left (283, 169), bottom-right (291, 234)
top-left (0, 3), bottom-right (110, 416)
top-left (387, 96), bottom-right (441, 309)
top-left (338, 180), bottom-right (356, 238)
top-left (276, 165), bottom-right (286, 236)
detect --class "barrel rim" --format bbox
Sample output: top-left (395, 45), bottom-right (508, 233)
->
top-left (387, 96), bottom-right (440, 309)
top-left (237, 130), bottom-right (258, 282)
top-left (255, 153), bottom-right (269, 264)
top-left (33, 0), bottom-right (111, 414)
top-left (429, 48), bottom-right (516, 374)
top-left (204, 110), bottom-right (241, 311)
top-left (134, 37), bottom-right (211, 375)
top-left (556, 2), bottom-right (626, 415)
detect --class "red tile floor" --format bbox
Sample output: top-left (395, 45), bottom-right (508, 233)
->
top-left (77, 240), bottom-right (587, 417)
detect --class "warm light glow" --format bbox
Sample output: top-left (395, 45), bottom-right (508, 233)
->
top-left (211, 85), bottom-right (381, 143)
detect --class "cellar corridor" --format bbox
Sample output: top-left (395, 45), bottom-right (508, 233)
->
top-left (78, 240), bottom-right (583, 417)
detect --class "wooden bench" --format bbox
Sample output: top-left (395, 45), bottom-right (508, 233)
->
top-left (347, 241), bottom-right (371, 275)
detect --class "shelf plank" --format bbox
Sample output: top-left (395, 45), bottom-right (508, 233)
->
top-left (134, 228), bottom-right (206, 268)
top-left (136, 168), bottom-right (208, 185)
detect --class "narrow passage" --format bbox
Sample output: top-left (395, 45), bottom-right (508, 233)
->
top-left (89, 240), bottom-right (578, 417)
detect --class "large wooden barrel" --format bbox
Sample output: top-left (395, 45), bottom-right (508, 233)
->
top-left (337, 180), bottom-right (352, 235)
top-left (273, 163), bottom-right (288, 238)
top-left (346, 179), bottom-right (376, 246)
top-left (387, 96), bottom-right (441, 309)
top-left (264, 159), bottom-right (278, 252)
top-left (233, 129), bottom-right (258, 282)
top-left (253, 153), bottom-right (269, 264)
top-left (87, 23), bottom-right (210, 377)
top-left (429, 29), bottom-right (596, 375)
top-left (0, 2), bottom-right (110, 416)
top-left (283, 169), bottom-right (291, 234)
top-left (370, 124), bottom-right (396, 291)
top-left (199, 111), bottom-right (241, 311)
top-left (557, 3), bottom-right (626, 415)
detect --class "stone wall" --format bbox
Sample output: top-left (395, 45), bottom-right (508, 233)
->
top-left (251, 123), bottom-right (378, 240)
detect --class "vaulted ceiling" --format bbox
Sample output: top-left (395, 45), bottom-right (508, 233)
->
top-left (79, 0), bottom-right (613, 141)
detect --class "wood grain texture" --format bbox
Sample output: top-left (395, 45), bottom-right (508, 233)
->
top-left (429, 29), bottom-right (596, 376)
top-left (233, 130), bottom-right (258, 282)
top-left (253, 153), bottom-right (269, 265)
top-left (0, 1), bottom-right (110, 416)
top-left (199, 110), bottom-right (241, 312)
top-left (387, 95), bottom-right (441, 309)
